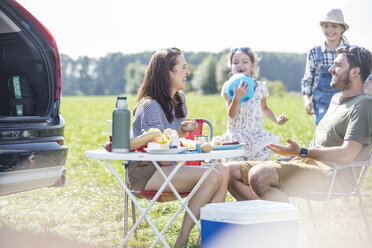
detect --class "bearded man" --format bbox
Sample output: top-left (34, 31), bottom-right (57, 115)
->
top-left (226, 46), bottom-right (372, 202)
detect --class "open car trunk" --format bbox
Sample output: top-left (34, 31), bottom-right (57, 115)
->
top-left (0, 8), bottom-right (57, 123)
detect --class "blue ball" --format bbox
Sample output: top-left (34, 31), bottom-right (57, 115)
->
top-left (227, 73), bottom-right (255, 103)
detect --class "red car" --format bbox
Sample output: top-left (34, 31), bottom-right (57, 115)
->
top-left (0, 0), bottom-right (68, 195)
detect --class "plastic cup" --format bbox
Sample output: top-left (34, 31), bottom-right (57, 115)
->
top-left (195, 135), bottom-right (208, 144)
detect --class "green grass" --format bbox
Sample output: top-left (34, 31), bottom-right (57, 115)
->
top-left (0, 94), bottom-right (371, 248)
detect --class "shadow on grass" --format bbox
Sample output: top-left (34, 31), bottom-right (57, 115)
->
top-left (0, 224), bottom-right (105, 248)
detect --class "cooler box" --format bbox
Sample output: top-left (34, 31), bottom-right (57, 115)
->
top-left (201, 200), bottom-right (298, 248)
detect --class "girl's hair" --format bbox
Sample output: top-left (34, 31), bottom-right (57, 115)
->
top-left (227, 47), bottom-right (260, 80)
top-left (133, 47), bottom-right (186, 123)
top-left (340, 32), bottom-right (349, 45)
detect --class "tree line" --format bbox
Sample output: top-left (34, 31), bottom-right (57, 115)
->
top-left (60, 50), bottom-right (306, 96)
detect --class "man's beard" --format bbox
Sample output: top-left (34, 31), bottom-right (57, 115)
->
top-left (331, 69), bottom-right (351, 90)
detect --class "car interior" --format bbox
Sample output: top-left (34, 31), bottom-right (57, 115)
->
top-left (0, 10), bottom-right (50, 117)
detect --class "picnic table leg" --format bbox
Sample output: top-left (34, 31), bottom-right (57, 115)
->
top-left (151, 160), bottom-right (218, 248)
top-left (103, 160), bottom-right (170, 248)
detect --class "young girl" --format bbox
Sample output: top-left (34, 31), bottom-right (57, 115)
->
top-left (301, 8), bottom-right (349, 126)
top-left (220, 47), bottom-right (288, 161)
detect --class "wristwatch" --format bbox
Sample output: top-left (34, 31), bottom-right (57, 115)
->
top-left (299, 147), bottom-right (308, 158)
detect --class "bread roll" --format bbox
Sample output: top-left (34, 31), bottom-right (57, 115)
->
top-left (211, 136), bottom-right (222, 146)
top-left (163, 128), bottom-right (177, 139)
top-left (200, 142), bottom-right (213, 153)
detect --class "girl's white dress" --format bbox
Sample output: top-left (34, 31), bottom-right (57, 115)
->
top-left (221, 80), bottom-right (279, 161)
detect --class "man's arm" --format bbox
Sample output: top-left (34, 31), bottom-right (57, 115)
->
top-left (267, 139), bottom-right (364, 164)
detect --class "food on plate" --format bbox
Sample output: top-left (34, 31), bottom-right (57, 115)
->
top-left (130, 131), bottom-right (162, 151)
top-left (200, 142), bottom-right (213, 153)
top-left (179, 138), bottom-right (196, 150)
top-left (163, 128), bottom-right (178, 139)
top-left (211, 136), bottom-right (222, 146)
top-left (222, 141), bottom-right (240, 145)
top-left (147, 142), bottom-right (170, 150)
top-left (179, 138), bottom-right (212, 153)
top-left (145, 128), bottom-right (169, 143)
top-left (106, 128), bottom-right (181, 152)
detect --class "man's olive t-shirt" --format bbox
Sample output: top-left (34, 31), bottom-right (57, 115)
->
top-left (309, 93), bottom-right (372, 189)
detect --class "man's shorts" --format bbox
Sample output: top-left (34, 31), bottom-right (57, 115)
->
top-left (238, 157), bottom-right (348, 197)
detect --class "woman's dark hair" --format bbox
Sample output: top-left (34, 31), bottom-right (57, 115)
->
top-left (133, 47), bottom-right (186, 122)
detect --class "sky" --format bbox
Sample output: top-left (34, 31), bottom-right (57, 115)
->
top-left (16, 0), bottom-right (372, 59)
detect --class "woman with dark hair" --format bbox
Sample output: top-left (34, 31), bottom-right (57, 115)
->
top-left (130, 48), bottom-right (229, 247)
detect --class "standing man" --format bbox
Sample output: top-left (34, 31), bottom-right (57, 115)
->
top-left (227, 46), bottom-right (372, 202)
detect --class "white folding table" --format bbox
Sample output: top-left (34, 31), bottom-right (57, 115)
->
top-left (84, 149), bottom-right (244, 248)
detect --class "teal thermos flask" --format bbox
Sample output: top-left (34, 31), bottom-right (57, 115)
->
top-left (112, 96), bottom-right (131, 153)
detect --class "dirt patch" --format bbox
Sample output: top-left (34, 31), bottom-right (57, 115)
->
top-left (0, 224), bottom-right (105, 248)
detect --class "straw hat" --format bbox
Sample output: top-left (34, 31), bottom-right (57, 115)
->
top-left (319, 9), bottom-right (349, 31)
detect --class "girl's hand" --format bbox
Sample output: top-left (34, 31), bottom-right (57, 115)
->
top-left (304, 97), bottom-right (315, 115)
top-left (277, 114), bottom-right (289, 125)
top-left (233, 79), bottom-right (251, 101)
top-left (266, 138), bottom-right (301, 157)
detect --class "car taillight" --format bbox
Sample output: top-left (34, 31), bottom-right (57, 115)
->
top-left (57, 140), bottom-right (64, 145)
top-left (11, 0), bottom-right (62, 99)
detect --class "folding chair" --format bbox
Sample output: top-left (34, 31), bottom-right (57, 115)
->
top-left (184, 118), bottom-right (213, 166)
top-left (123, 118), bottom-right (213, 246)
top-left (298, 148), bottom-right (372, 242)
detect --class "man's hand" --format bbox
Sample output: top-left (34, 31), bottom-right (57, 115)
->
top-left (267, 138), bottom-right (301, 157)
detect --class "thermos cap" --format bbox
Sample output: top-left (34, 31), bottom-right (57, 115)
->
top-left (116, 96), bottom-right (128, 108)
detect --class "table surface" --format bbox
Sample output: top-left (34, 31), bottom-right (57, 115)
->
top-left (85, 149), bottom-right (244, 161)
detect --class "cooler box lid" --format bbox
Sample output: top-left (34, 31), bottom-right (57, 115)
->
top-left (201, 200), bottom-right (298, 225)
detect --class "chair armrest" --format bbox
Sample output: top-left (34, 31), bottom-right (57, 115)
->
top-left (328, 161), bottom-right (371, 170)
top-left (202, 119), bottom-right (213, 140)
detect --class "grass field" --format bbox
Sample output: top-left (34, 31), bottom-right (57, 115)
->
top-left (0, 94), bottom-right (371, 248)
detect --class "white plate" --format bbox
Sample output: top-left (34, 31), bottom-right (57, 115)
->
top-left (212, 143), bottom-right (246, 150)
top-left (144, 147), bottom-right (188, 154)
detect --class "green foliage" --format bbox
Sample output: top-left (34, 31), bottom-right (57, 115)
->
top-left (94, 53), bottom-right (128, 95)
top-left (184, 63), bottom-right (197, 93)
top-left (61, 55), bottom-right (99, 96)
top-left (0, 94), bottom-right (371, 248)
top-left (191, 56), bottom-right (218, 94)
top-left (262, 77), bottom-right (287, 97)
top-left (60, 50), bottom-right (306, 96)
top-left (125, 60), bottom-right (146, 95)
top-left (258, 51), bottom-right (306, 92)
top-left (216, 54), bottom-right (231, 92)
